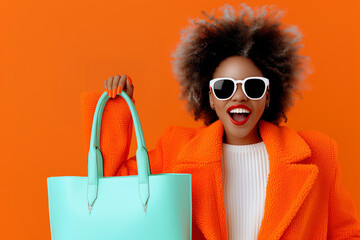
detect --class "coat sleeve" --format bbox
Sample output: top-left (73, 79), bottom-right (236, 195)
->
top-left (81, 90), bottom-right (171, 177)
top-left (81, 90), bottom-right (136, 176)
top-left (117, 125), bottom-right (173, 176)
top-left (81, 92), bottom-right (172, 177)
top-left (327, 138), bottom-right (360, 239)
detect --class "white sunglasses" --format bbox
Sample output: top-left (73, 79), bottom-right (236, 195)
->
top-left (209, 77), bottom-right (270, 100)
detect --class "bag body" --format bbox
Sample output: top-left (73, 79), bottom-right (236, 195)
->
top-left (47, 91), bottom-right (192, 240)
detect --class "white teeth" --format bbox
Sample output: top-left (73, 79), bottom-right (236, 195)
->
top-left (229, 108), bottom-right (250, 114)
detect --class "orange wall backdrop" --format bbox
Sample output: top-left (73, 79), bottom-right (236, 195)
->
top-left (1, 0), bottom-right (360, 238)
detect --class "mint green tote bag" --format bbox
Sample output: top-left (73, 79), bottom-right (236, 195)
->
top-left (47, 91), bottom-right (192, 240)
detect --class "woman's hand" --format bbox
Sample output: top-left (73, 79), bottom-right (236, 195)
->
top-left (104, 74), bottom-right (134, 99)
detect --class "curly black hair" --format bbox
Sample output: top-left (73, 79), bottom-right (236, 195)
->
top-left (170, 3), bottom-right (312, 126)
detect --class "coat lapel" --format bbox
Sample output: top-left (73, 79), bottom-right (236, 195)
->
top-left (176, 119), bottom-right (318, 240)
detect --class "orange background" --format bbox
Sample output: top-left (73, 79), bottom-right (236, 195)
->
top-left (1, 0), bottom-right (360, 238)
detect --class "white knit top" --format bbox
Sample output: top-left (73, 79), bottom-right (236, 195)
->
top-left (221, 141), bottom-right (270, 240)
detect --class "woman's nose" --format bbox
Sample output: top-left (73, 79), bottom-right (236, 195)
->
top-left (231, 84), bottom-right (247, 101)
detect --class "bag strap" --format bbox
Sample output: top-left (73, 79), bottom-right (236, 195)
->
top-left (87, 91), bottom-right (150, 215)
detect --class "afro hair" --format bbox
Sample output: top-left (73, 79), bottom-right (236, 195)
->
top-left (170, 3), bottom-right (312, 126)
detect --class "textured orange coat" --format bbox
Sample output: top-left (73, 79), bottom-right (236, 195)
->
top-left (81, 91), bottom-right (360, 239)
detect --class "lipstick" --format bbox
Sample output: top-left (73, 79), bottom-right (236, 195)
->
top-left (227, 104), bottom-right (252, 126)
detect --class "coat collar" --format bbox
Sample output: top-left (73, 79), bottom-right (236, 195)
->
top-left (176, 119), bottom-right (318, 240)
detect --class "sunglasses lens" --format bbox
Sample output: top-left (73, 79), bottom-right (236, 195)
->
top-left (213, 79), bottom-right (234, 99)
top-left (244, 78), bottom-right (266, 99)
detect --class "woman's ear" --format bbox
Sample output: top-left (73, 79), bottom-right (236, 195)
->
top-left (209, 89), bottom-right (214, 107)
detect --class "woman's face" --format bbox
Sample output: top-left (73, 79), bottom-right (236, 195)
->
top-left (209, 55), bottom-right (270, 145)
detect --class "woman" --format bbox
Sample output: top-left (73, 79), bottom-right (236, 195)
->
top-left (81, 3), bottom-right (360, 239)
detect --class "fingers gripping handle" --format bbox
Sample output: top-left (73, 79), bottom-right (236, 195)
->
top-left (87, 91), bottom-right (151, 215)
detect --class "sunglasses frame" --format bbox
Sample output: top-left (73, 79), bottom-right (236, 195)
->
top-left (209, 76), bottom-right (270, 101)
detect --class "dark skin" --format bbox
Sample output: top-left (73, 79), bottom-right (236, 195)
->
top-left (104, 74), bottom-right (134, 99)
top-left (209, 56), bottom-right (270, 145)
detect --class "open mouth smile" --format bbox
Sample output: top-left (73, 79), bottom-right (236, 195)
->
top-left (227, 104), bottom-right (252, 125)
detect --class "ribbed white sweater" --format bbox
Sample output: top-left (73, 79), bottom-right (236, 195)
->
top-left (221, 141), bottom-right (270, 240)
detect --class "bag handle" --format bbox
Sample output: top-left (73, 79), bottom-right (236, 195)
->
top-left (87, 91), bottom-right (150, 215)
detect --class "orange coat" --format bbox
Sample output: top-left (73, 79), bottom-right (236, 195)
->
top-left (81, 91), bottom-right (360, 239)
